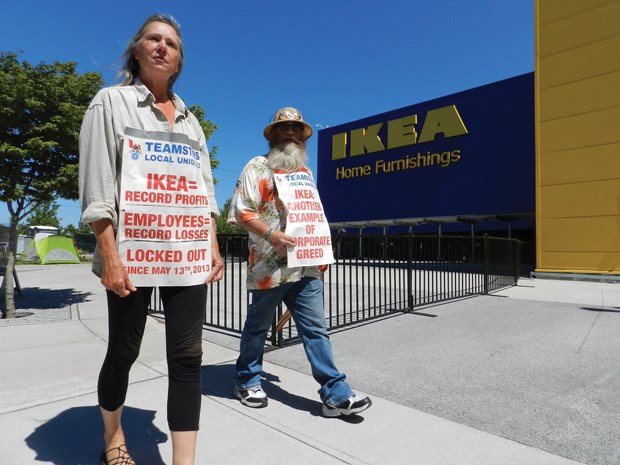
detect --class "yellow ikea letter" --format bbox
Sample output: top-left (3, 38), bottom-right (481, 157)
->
top-left (332, 132), bottom-right (347, 160)
top-left (418, 105), bottom-right (468, 143)
top-left (350, 123), bottom-right (385, 156)
top-left (387, 114), bottom-right (418, 149)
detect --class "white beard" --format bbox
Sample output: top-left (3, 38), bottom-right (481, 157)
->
top-left (266, 141), bottom-right (308, 172)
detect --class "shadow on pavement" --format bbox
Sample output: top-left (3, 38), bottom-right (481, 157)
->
top-left (201, 364), bottom-right (320, 414)
top-left (10, 287), bottom-right (93, 310)
top-left (580, 306), bottom-right (620, 313)
top-left (200, 363), bottom-right (364, 421)
top-left (25, 405), bottom-right (167, 465)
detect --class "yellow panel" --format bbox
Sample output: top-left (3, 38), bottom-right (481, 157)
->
top-left (539, 251), bottom-right (620, 272)
top-left (538, 0), bottom-right (617, 25)
top-left (536, 0), bottom-right (620, 275)
top-left (539, 70), bottom-right (620, 121)
top-left (539, 143), bottom-right (620, 185)
top-left (539, 180), bottom-right (620, 217)
top-left (539, 217), bottom-right (620, 251)
top-left (538, 2), bottom-right (620, 57)
top-left (539, 106), bottom-right (620, 153)
top-left (539, 220), bottom-right (620, 272)
top-left (538, 35), bottom-right (620, 89)
top-left (535, 2), bottom-right (542, 264)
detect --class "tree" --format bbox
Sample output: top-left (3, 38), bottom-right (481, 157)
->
top-left (215, 198), bottom-right (243, 235)
top-left (188, 104), bottom-right (220, 180)
top-left (0, 52), bottom-right (103, 317)
top-left (64, 223), bottom-right (92, 237)
top-left (17, 201), bottom-right (62, 235)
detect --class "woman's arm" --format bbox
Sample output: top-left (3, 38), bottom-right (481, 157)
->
top-left (91, 219), bottom-right (136, 297)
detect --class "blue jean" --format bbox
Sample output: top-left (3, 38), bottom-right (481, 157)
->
top-left (235, 277), bottom-right (352, 407)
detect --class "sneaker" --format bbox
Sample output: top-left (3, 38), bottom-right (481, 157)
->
top-left (234, 385), bottom-right (268, 408)
top-left (322, 393), bottom-right (372, 417)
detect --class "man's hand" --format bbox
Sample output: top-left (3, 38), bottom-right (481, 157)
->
top-left (268, 230), bottom-right (295, 257)
top-left (241, 219), bottom-right (294, 257)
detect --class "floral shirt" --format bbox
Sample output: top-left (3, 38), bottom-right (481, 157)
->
top-left (228, 156), bottom-right (321, 290)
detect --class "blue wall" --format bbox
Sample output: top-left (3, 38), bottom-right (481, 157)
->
top-left (317, 73), bottom-right (535, 226)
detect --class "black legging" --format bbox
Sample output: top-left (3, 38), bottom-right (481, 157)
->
top-left (98, 285), bottom-right (206, 431)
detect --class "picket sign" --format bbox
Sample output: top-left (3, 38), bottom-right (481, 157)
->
top-left (273, 169), bottom-right (334, 268)
top-left (118, 128), bottom-right (212, 286)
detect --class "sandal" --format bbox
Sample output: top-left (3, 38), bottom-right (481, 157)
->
top-left (101, 444), bottom-right (135, 465)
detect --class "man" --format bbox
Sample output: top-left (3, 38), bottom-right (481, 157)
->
top-left (228, 107), bottom-right (372, 417)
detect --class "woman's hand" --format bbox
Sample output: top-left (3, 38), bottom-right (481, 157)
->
top-left (101, 252), bottom-right (137, 297)
top-left (206, 229), bottom-right (224, 283)
top-left (206, 252), bottom-right (224, 283)
top-left (91, 219), bottom-right (136, 297)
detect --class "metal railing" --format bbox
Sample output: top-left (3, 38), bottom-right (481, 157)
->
top-left (151, 232), bottom-right (522, 346)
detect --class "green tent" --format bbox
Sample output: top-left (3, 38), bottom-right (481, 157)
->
top-left (22, 234), bottom-right (81, 264)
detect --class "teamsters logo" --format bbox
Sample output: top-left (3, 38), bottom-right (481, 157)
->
top-left (129, 139), bottom-right (142, 160)
top-left (331, 105), bottom-right (468, 180)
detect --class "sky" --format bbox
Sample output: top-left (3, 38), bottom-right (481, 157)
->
top-left (0, 0), bottom-right (534, 228)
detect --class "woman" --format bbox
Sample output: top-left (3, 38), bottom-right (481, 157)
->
top-left (79, 14), bottom-right (223, 465)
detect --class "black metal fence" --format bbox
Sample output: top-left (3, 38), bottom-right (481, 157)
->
top-left (151, 232), bottom-right (523, 346)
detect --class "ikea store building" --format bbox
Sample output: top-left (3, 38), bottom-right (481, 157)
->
top-left (316, 0), bottom-right (620, 279)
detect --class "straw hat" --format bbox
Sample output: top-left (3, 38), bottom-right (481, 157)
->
top-left (263, 107), bottom-right (313, 142)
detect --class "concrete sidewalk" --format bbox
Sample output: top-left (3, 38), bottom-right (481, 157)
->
top-left (1, 264), bottom-right (618, 465)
